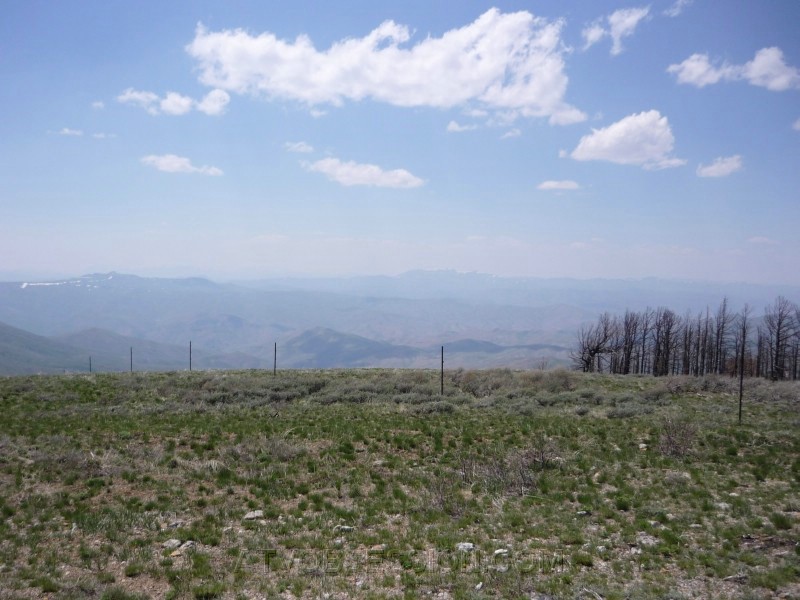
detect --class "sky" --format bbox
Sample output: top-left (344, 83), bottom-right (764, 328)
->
top-left (1, 0), bottom-right (799, 284)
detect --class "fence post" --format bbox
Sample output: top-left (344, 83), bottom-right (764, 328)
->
top-left (441, 346), bottom-right (444, 395)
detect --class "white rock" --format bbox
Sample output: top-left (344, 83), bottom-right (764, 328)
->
top-left (635, 533), bottom-right (658, 547)
top-left (493, 548), bottom-right (509, 557)
top-left (244, 510), bottom-right (264, 520)
top-left (162, 539), bottom-right (181, 550)
top-left (456, 542), bottom-right (474, 552)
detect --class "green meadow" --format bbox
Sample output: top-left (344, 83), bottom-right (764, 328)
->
top-left (0, 369), bottom-right (797, 599)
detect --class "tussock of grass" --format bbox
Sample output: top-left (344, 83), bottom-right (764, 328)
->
top-left (0, 369), bottom-right (797, 599)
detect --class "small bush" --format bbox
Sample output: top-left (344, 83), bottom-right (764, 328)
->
top-left (658, 418), bottom-right (697, 458)
top-left (607, 405), bottom-right (649, 419)
top-left (411, 401), bottom-right (455, 415)
top-left (101, 587), bottom-right (148, 600)
top-left (769, 512), bottom-right (792, 530)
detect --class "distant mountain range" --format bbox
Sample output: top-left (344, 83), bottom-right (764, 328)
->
top-left (0, 271), bottom-right (796, 375)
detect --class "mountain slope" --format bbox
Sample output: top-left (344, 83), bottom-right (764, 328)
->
top-left (281, 327), bottom-right (421, 368)
top-left (0, 321), bottom-right (87, 375)
top-left (53, 328), bottom-right (268, 372)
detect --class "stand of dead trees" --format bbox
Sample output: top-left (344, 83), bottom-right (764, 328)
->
top-left (571, 296), bottom-right (800, 380)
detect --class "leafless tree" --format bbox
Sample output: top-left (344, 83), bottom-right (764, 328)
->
top-left (652, 308), bottom-right (679, 377)
top-left (571, 313), bottom-right (617, 373)
top-left (619, 310), bottom-right (640, 375)
top-left (763, 296), bottom-right (797, 380)
top-left (714, 297), bottom-right (732, 374)
top-left (638, 308), bottom-right (653, 375)
top-left (736, 304), bottom-right (752, 423)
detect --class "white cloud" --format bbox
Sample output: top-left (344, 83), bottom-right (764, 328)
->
top-left (285, 141), bottom-right (314, 153)
top-left (186, 9), bottom-right (586, 125)
top-left (92, 133), bottom-right (116, 139)
top-left (607, 7), bottom-right (650, 55)
top-left (668, 47), bottom-right (800, 91)
top-left (118, 88), bottom-right (160, 114)
top-left (538, 180), bottom-right (580, 190)
top-left (91, 101), bottom-right (105, 110)
top-left (696, 155), bottom-right (742, 178)
top-left (57, 128), bottom-right (83, 136)
top-left (141, 154), bottom-right (223, 176)
top-left (742, 47), bottom-right (800, 91)
top-left (793, 118), bottom-right (800, 131)
top-left (747, 236), bottom-right (778, 246)
top-left (464, 108), bottom-right (488, 118)
top-left (663, 0), bottom-right (693, 17)
top-left (160, 92), bottom-right (194, 115)
top-left (666, 53), bottom-right (736, 87)
top-left (118, 87), bottom-right (230, 115)
top-left (571, 110), bottom-right (685, 169)
top-left (582, 7), bottom-right (649, 56)
top-left (446, 120), bottom-right (477, 133)
top-left (581, 23), bottom-right (606, 50)
top-left (501, 128), bottom-right (521, 139)
top-left (196, 89), bottom-right (230, 115)
top-left (305, 157), bottom-right (424, 188)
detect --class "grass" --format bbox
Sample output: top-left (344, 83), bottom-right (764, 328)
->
top-left (0, 368), bottom-right (798, 599)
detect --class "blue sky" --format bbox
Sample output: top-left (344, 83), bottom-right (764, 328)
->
top-left (1, 0), bottom-right (798, 283)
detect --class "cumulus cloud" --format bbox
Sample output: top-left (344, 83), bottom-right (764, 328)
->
top-left (186, 8), bottom-right (586, 125)
top-left (57, 128), bottom-right (83, 136)
top-left (117, 88), bottom-right (160, 114)
top-left (582, 6), bottom-right (649, 55)
top-left (742, 47), bottom-right (800, 91)
top-left (446, 120), bottom-right (477, 133)
top-left (285, 141), bottom-right (314, 153)
top-left (118, 88), bottom-right (230, 115)
top-left (305, 157), bottom-right (424, 188)
top-left (141, 154), bottom-right (223, 176)
top-left (160, 92), bottom-right (194, 115)
top-left (696, 155), bottom-right (742, 178)
top-left (91, 101), bottom-right (105, 110)
top-left (196, 89), bottom-right (231, 115)
top-left (668, 47), bottom-right (800, 91)
top-left (501, 128), bottom-right (521, 139)
top-left (666, 53), bottom-right (736, 87)
top-left (571, 110), bottom-right (685, 170)
top-left (537, 180), bottom-right (580, 190)
top-left (663, 0), bottom-right (693, 17)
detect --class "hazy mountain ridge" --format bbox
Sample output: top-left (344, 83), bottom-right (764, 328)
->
top-left (237, 270), bottom-right (800, 313)
top-left (0, 272), bottom-right (596, 350)
top-left (1, 271), bottom-right (795, 374)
